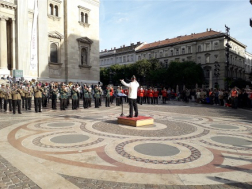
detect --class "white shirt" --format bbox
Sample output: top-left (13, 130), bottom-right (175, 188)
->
top-left (121, 80), bottom-right (139, 99)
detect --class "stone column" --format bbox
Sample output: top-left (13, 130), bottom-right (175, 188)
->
top-left (0, 16), bottom-right (10, 76)
top-left (209, 69), bottom-right (213, 89)
top-left (11, 19), bottom-right (16, 70)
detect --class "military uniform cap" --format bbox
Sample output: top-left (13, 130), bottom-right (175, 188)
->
top-left (6, 84), bottom-right (9, 87)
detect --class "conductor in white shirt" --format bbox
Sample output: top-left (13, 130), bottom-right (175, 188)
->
top-left (120, 75), bottom-right (139, 118)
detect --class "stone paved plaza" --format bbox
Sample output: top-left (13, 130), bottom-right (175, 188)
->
top-left (0, 100), bottom-right (252, 189)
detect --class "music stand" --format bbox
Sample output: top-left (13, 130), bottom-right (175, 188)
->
top-left (117, 93), bottom-right (127, 117)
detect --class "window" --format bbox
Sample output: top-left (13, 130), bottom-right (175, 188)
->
top-left (127, 55), bottom-right (129, 62)
top-left (138, 56), bottom-right (141, 61)
top-left (176, 49), bottom-right (179, 55)
top-left (78, 6), bottom-right (90, 27)
top-left (205, 54), bottom-right (210, 63)
top-left (85, 13), bottom-right (88, 24)
top-left (81, 12), bottom-right (84, 22)
top-left (198, 45), bottom-right (202, 52)
top-left (182, 48), bottom-right (185, 54)
top-left (131, 55), bottom-right (134, 61)
top-left (55, 5), bottom-right (58, 17)
top-left (160, 51), bottom-right (163, 58)
top-left (188, 46), bottom-right (191, 53)
top-left (50, 4), bottom-right (54, 15)
top-left (48, 1), bottom-right (61, 20)
top-left (170, 50), bottom-right (173, 56)
top-left (149, 54), bottom-right (151, 59)
top-left (81, 48), bottom-right (87, 65)
top-left (155, 52), bottom-right (158, 58)
top-left (198, 57), bottom-right (201, 64)
top-left (206, 43), bottom-right (210, 51)
top-left (214, 42), bottom-right (219, 50)
top-left (164, 50), bottom-right (168, 56)
top-left (50, 43), bottom-right (58, 63)
top-left (123, 56), bottom-right (126, 62)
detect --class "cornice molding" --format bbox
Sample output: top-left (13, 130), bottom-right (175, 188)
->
top-left (0, 0), bottom-right (16, 9)
top-left (78, 5), bottom-right (90, 12)
top-left (47, 14), bottom-right (61, 21)
top-left (77, 37), bottom-right (93, 44)
top-left (48, 31), bottom-right (64, 39)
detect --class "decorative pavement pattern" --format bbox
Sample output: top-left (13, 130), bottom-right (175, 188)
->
top-left (0, 101), bottom-right (252, 188)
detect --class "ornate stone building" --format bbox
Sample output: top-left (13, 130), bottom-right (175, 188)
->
top-left (100, 42), bottom-right (144, 67)
top-left (136, 29), bottom-right (251, 89)
top-left (0, 0), bottom-right (100, 83)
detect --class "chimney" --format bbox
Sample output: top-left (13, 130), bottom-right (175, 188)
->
top-left (206, 28), bottom-right (208, 32)
top-left (105, 49), bottom-right (107, 52)
top-left (114, 47), bottom-right (116, 50)
top-left (137, 41), bottom-right (141, 45)
top-left (210, 28), bottom-right (212, 31)
top-left (131, 43), bottom-right (134, 46)
top-left (123, 45), bottom-right (125, 47)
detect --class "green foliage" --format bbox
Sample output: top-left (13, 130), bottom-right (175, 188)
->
top-left (100, 59), bottom-right (205, 88)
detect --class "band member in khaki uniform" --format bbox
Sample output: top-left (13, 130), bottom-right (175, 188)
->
top-left (51, 85), bottom-right (58, 110)
top-left (34, 83), bottom-right (43, 113)
top-left (4, 84), bottom-right (12, 112)
top-left (0, 83), bottom-right (5, 110)
top-left (24, 84), bottom-right (33, 110)
top-left (11, 84), bottom-right (22, 114)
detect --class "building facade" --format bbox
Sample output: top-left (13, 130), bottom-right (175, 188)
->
top-left (0, 0), bottom-right (100, 83)
top-left (136, 29), bottom-right (250, 89)
top-left (100, 42), bottom-right (144, 67)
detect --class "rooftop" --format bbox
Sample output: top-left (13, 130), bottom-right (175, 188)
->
top-left (138, 29), bottom-right (223, 51)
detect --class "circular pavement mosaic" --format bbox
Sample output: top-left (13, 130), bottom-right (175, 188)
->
top-left (92, 120), bottom-right (197, 137)
top-left (134, 143), bottom-right (180, 156)
top-left (47, 122), bottom-right (75, 127)
top-left (50, 134), bottom-right (89, 144)
top-left (210, 124), bottom-right (239, 130)
top-left (211, 136), bottom-right (252, 146)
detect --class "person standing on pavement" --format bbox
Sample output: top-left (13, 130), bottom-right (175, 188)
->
top-left (34, 83), bottom-right (43, 113)
top-left (120, 75), bottom-right (139, 118)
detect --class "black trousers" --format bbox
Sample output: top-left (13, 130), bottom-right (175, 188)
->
top-left (34, 98), bottom-right (42, 112)
top-left (4, 99), bottom-right (12, 111)
top-left (60, 98), bottom-right (67, 110)
top-left (21, 96), bottom-right (25, 108)
top-left (72, 99), bottom-right (78, 109)
top-left (94, 97), bottom-right (99, 108)
top-left (83, 98), bottom-right (88, 108)
top-left (128, 98), bottom-right (138, 117)
top-left (162, 96), bottom-right (167, 104)
top-left (42, 97), bottom-right (47, 107)
top-left (52, 99), bottom-right (57, 109)
top-left (154, 97), bottom-right (158, 104)
top-left (149, 97), bottom-right (154, 104)
top-left (0, 98), bottom-right (2, 109)
top-left (12, 100), bottom-right (21, 114)
top-left (105, 97), bottom-right (110, 107)
top-left (25, 98), bottom-right (31, 110)
top-left (139, 97), bottom-right (143, 105)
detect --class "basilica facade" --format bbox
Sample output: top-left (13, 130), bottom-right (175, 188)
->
top-left (0, 0), bottom-right (100, 83)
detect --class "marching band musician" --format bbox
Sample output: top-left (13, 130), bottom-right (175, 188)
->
top-left (11, 84), bottom-right (23, 114)
top-left (51, 85), bottom-right (58, 110)
top-left (24, 83), bottom-right (33, 110)
top-left (83, 84), bottom-right (89, 109)
top-left (94, 85), bottom-right (100, 108)
top-left (98, 86), bottom-right (103, 106)
top-left (71, 85), bottom-right (78, 110)
top-left (0, 83), bottom-right (5, 110)
top-left (42, 85), bottom-right (48, 108)
top-left (34, 83), bottom-right (43, 113)
top-left (3, 84), bottom-right (12, 112)
top-left (105, 85), bottom-right (110, 107)
top-left (88, 85), bottom-right (92, 107)
top-left (60, 84), bottom-right (68, 110)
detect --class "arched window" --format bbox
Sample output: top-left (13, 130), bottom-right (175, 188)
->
top-left (85, 13), bottom-right (88, 23)
top-left (55, 5), bottom-right (58, 17)
top-left (182, 48), bottom-right (185, 54)
top-left (50, 43), bottom-right (58, 63)
top-left (50, 4), bottom-right (53, 15)
top-left (81, 12), bottom-right (84, 23)
top-left (81, 48), bottom-right (87, 65)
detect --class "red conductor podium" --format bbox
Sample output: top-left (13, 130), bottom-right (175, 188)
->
top-left (117, 116), bottom-right (154, 127)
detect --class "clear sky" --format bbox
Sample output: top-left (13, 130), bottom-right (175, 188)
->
top-left (99, 0), bottom-right (252, 53)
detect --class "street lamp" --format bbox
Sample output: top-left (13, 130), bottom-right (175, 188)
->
top-left (225, 25), bottom-right (231, 90)
top-left (214, 62), bottom-right (220, 88)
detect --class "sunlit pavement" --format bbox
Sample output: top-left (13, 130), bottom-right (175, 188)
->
top-left (0, 100), bottom-right (251, 189)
